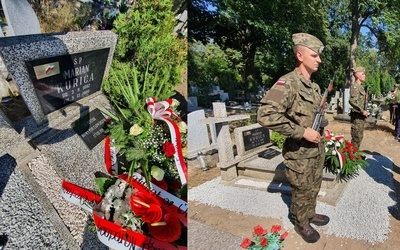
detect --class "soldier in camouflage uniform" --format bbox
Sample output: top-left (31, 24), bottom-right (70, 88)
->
top-left (349, 66), bottom-right (368, 150)
top-left (257, 33), bottom-right (329, 243)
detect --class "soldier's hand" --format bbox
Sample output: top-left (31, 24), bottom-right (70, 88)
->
top-left (363, 110), bottom-right (369, 117)
top-left (303, 127), bottom-right (321, 143)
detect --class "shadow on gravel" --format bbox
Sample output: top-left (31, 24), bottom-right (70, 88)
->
top-left (0, 154), bottom-right (15, 250)
top-left (365, 124), bottom-right (396, 135)
top-left (0, 154), bottom-right (16, 197)
top-left (363, 151), bottom-right (400, 221)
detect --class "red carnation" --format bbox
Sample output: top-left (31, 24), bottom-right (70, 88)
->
top-left (253, 225), bottom-right (266, 236)
top-left (271, 224), bottom-right (281, 234)
top-left (260, 237), bottom-right (268, 247)
top-left (280, 231), bottom-right (289, 241)
top-left (240, 238), bottom-right (252, 248)
top-left (162, 141), bottom-right (175, 158)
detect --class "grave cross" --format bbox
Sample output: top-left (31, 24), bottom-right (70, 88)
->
top-left (200, 102), bottom-right (250, 180)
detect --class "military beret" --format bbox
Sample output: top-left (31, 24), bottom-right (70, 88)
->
top-left (292, 33), bottom-right (324, 54)
top-left (352, 66), bottom-right (365, 73)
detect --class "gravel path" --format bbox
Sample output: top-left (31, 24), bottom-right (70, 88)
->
top-left (189, 154), bottom-right (397, 244)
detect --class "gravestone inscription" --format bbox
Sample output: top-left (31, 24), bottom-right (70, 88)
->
top-left (242, 126), bottom-right (270, 151)
top-left (72, 108), bottom-right (107, 150)
top-left (25, 48), bottom-right (110, 115)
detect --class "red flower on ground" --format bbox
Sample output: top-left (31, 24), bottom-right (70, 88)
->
top-left (280, 231), bottom-right (289, 241)
top-left (148, 213), bottom-right (182, 243)
top-left (254, 225), bottom-right (267, 236)
top-left (240, 238), bottom-right (253, 248)
top-left (260, 237), bottom-right (268, 247)
top-left (271, 224), bottom-right (282, 234)
top-left (130, 191), bottom-right (162, 223)
top-left (162, 141), bottom-right (175, 158)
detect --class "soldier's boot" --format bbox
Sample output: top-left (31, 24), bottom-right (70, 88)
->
top-left (294, 223), bottom-right (320, 243)
top-left (309, 214), bottom-right (330, 226)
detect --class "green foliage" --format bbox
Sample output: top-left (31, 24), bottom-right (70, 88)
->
top-left (95, 177), bottom-right (117, 196)
top-left (324, 136), bottom-right (369, 182)
top-left (188, 41), bottom-right (242, 98)
top-left (103, 61), bottom-right (174, 122)
top-left (112, 0), bottom-right (186, 90)
top-left (190, 0), bottom-right (400, 100)
top-left (190, 0), bottom-right (330, 97)
top-left (102, 60), bottom-right (183, 186)
top-left (101, 0), bottom-right (187, 189)
top-left (270, 131), bottom-right (285, 149)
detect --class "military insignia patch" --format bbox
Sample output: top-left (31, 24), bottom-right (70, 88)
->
top-left (276, 80), bottom-right (285, 86)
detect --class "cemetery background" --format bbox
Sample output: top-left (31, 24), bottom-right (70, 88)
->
top-left (188, 105), bottom-right (400, 249)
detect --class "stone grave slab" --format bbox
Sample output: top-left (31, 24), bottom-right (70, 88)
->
top-left (188, 109), bottom-right (211, 158)
top-left (0, 31), bottom-right (117, 125)
top-left (0, 154), bottom-right (70, 249)
top-left (234, 123), bottom-right (273, 156)
top-left (1, 0), bottom-right (41, 36)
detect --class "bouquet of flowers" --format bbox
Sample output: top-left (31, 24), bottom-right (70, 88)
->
top-left (324, 130), bottom-right (369, 181)
top-left (384, 91), bottom-right (400, 105)
top-left (61, 63), bottom-right (188, 249)
top-left (240, 224), bottom-right (288, 250)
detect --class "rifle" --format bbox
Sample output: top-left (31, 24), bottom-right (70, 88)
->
top-left (312, 79), bottom-right (334, 131)
top-left (364, 86), bottom-right (369, 115)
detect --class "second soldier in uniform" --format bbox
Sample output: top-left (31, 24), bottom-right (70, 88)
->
top-left (349, 66), bottom-right (368, 150)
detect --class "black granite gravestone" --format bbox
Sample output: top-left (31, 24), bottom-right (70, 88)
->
top-left (25, 48), bottom-right (110, 115)
top-left (72, 108), bottom-right (107, 150)
top-left (242, 126), bottom-right (270, 151)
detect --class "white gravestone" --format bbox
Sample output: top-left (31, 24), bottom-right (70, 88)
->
top-left (187, 110), bottom-right (211, 159)
top-left (1, 0), bottom-right (41, 36)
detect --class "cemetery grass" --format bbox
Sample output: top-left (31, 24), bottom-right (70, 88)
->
top-left (188, 110), bottom-right (400, 249)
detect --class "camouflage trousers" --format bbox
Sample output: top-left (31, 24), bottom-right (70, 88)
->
top-left (284, 155), bottom-right (324, 226)
top-left (350, 113), bottom-right (365, 150)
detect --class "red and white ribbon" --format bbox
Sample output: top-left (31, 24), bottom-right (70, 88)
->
top-left (60, 180), bottom-right (102, 213)
top-left (61, 180), bottom-right (186, 250)
top-left (146, 97), bottom-right (188, 185)
top-left (324, 129), bottom-right (345, 169)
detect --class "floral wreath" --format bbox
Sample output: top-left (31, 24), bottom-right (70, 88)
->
top-left (61, 98), bottom-right (188, 249)
top-left (324, 129), bottom-right (369, 181)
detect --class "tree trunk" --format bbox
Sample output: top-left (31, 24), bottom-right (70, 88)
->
top-left (242, 43), bottom-right (257, 101)
top-left (346, 0), bottom-right (361, 88)
top-left (240, 26), bottom-right (257, 102)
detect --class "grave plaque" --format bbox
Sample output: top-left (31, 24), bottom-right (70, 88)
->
top-left (25, 48), bottom-right (110, 115)
top-left (242, 127), bottom-right (270, 151)
top-left (258, 147), bottom-right (281, 159)
top-left (72, 108), bottom-right (107, 150)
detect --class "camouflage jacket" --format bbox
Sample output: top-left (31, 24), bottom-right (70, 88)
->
top-left (257, 69), bottom-right (325, 160)
top-left (349, 83), bottom-right (366, 114)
